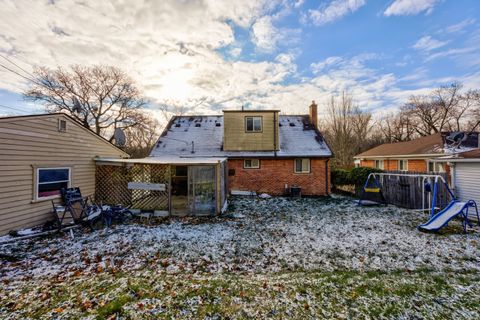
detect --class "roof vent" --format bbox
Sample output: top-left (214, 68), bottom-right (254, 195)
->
top-left (175, 123), bottom-right (181, 127)
top-left (289, 122), bottom-right (296, 127)
top-left (215, 123), bottom-right (221, 127)
top-left (279, 123), bottom-right (283, 127)
top-left (195, 123), bottom-right (201, 127)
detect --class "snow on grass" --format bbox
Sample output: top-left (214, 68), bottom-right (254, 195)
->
top-left (0, 196), bottom-right (479, 318)
top-left (1, 196), bottom-right (479, 281)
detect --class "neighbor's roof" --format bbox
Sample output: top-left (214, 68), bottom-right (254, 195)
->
top-left (435, 148), bottom-right (480, 162)
top-left (149, 115), bottom-right (332, 158)
top-left (355, 132), bottom-right (478, 158)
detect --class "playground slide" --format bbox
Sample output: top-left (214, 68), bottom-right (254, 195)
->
top-left (418, 201), bottom-right (469, 232)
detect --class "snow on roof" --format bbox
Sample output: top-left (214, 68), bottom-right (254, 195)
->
top-left (149, 115), bottom-right (332, 158)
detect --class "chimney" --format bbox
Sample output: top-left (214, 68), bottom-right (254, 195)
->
top-left (309, 100), bottom-right (318, 129)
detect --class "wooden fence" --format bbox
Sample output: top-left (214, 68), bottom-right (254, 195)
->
top-left (373, 171), bottom-right (450, 210)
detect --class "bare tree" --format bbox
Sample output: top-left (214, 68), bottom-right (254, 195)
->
top-left (24, 65), bottom-right (147, 137)
top-left (400, 83), bottom-right (463, 136)
top-left (378, 112), bottom-right (416, 143)
top-left (123, 114), bottom-right (161, 158)
top-left (322, 91), bottom-right (373, 167)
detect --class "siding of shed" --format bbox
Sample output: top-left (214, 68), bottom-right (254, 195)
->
top-left (223, 111), bottom-right (279, 151)
top-left (454, 163), bottom-right (480, 217)
top-left (0, 114), bottom-right (127, 235)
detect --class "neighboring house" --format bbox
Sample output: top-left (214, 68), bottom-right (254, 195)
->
top-left (435, 148), bottom-right (480, 208)
top-left (354, 132), bottom-right (479, 173)
top-left (0, 113), bottom-right (128, 235)
top-left (149, 102), bottom-right (332, 199)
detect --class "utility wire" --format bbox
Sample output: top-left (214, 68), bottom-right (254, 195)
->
top-left (0, 104), bottom-right (30, 114)
top-left (0, 53), bottom-right (36, 79)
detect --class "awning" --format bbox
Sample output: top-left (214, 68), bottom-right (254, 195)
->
top-left (95, 156), bottom-right (227, 165)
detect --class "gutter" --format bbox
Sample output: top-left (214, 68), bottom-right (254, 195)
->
top-left (325, 158), bottom-right (330, 196)
top-left (354, 154), bottom-right (447, 159)
top-left (273, 112), bottom-right (278, 157)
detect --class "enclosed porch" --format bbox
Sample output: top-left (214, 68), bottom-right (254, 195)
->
top-left (95, 157), bottom-right (227, 216)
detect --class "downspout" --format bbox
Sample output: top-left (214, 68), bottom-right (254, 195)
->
top-left (273, 112), bottom-right (277, 157)
top-left (325, 158), bottom-right (330, 196)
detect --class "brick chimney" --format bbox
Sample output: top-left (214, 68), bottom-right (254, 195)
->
top-left (309, 100), bottom-right (318, 129)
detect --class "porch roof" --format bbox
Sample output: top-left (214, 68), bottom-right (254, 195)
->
top-left (95, 156), bottom-right (227, 165)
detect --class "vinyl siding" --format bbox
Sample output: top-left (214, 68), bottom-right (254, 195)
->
top-left (454, 162), bottom-right (480, 220)
top-left (0, 114), bottom-right (127, 235)
top-left (223, 111), bottom-right (279, 151)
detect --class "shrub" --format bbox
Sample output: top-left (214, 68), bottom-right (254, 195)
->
top-left (348, 167), bottom-right (383, 187)
top-left (331, 167), bottom-right (383, 188)
top-left (331, 169), bottom-right (351, 186)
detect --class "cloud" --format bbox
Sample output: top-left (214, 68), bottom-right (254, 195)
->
top-left (251, 16), bottom-right (278, 52)
top-left (251, 15), bottom-right (301, 52)
top-left (308, 0), bottom-right (366, 26)
top-left (444, 18), bottom-right (476, 33)
top-left (412, 36), bottom-right (448, 51)
top-left (384, 0), bottom-right (438, 16)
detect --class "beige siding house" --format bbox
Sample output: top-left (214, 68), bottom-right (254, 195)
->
top-left (0, 113), bottom-right (128, 235)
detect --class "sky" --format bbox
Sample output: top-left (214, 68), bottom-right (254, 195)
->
top-left (0, 0), bottom-right (479, 119)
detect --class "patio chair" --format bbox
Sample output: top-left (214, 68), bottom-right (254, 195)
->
top-left (54, 187), bottom-right (103, 230)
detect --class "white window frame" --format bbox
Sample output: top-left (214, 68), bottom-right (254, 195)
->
top-left (245, 116), bottom-right (262, 132)
top-left (35, 167), bottom-right (71, 201)
top-left (294, 158), bottom-right (311, 174)
top-left (427, 161), bottom-right (445, 173)
top-left (243, 159), bottom-right (260, 169)
top-left (374, 160), bottom-right (384, 170)
top-left (398, 159), bottom-right (408, 172)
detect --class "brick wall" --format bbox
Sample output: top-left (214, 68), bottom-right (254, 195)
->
top-left (361, 158), bottom-right (428, 172)
top-left (228, 158), bottom-right (330, 196)
top-left (407, 159), bottom-right (427, 172)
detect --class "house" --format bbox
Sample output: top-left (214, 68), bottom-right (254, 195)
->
top-left (0, 113), bottom-right (128, 235)
top-left (434, 148), bottom-right (480, 209)
top-left (94, 102), bottom-right (332, 217)
top-left (152, 102), bottom-right (331, 194)
top-left (354, 132), bottom-right (479, 172)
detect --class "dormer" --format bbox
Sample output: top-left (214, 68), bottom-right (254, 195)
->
top-left (223, 109), bottom-right (280, 151)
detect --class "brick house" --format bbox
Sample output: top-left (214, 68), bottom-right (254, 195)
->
top-left (354, 132), bottom-right (479, 173)
top-left (149, 102), bottom-right (332, 198)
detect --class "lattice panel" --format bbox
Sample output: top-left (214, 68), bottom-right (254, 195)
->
top-left (95, 164), bottom-right (170, 211)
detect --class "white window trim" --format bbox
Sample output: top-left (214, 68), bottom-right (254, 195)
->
top-left (398, 159), bottom-right (408, 172)
top-left (243, 159), bottom-right (260, 169)
top-left (294, 158), bottom-right (311, 174)
top-left (374, 160), bottom-right (384, 170)
top-left (245, 116), bottom-right (262, 133)
top-left (34, 167), bottom-right (72, 201)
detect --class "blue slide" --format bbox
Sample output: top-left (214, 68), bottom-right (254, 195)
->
top-left (418, 200), bottom-right (479, 233)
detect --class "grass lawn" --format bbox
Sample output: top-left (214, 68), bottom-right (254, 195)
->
top-left (1, 196), bottom-right (479, 319)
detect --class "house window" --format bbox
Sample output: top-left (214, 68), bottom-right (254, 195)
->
top-left (428, 161), bottom-right (445, 173)
top-left (374, 160), bottom-right (384, 170)
top-left (244, 159), bottom-right (260, 169)
top-left (36, 167), bottom-right (71, 199)
top-left (58, 119), bottom-right (67, 132)
top-left (294, 158), bottom-right (310, 173)
top-left (398, 159), bottom-right (408, 171)
top-left (245, 116), bottom-right (262, 132)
